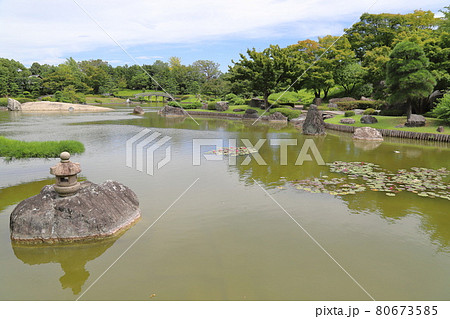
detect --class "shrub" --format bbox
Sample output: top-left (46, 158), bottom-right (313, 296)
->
top-left (16, 97), bottom-right (34, 103)
top-left (354, 83), bottom-right (374, 98)
top-left (182, 102), bottom-right (203, 109)
top-left (269, 108), bottom-right (301, 120)
top-left (41, 96), bottom-right (53, 102)
top-left (336, 100), bottom-right (384, 110)
top-left (423, 111), bottom-right (437, 118)
top-left (363, 108), bottom-right (377, 115)
top-left (180, 95), bottom-right (190, 100)
top-left (0, 98), bottom-right (7, 106)
top-left (225, 93), bottom-right (245, 106)
top-left (344, 111), bottom-right (355, 117)
top-left (94, 99), bottom-right (102, 104)
top-left (167, 101), bottom-right (180, 107)
top-left (207, 101), bottom-right (217, 110)
top-left (432, 93), bottom-right (450, 123)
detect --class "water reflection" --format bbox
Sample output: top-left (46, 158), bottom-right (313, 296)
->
top-left (12, 238), bottom-right (118, 295)
top-left (0, 179), bottom-right (54, 212)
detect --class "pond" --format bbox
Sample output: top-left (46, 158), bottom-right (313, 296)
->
top-left (0, 104), bottom-right (449, 300)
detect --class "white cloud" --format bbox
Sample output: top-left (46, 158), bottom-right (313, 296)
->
top-left (0, 0), bottom-right (445, 65)
top-left (135, 56), bottom-right (164, 60)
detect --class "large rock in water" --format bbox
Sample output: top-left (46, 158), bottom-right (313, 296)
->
top-left (353, 127), bottom-right (383, 141)
top-left (158, 105), bottom-right (186, 117)
top-left (405, 114), bottom-right (426, 127)
top-left (7, 98), bottom-right (21, 111)
top-left (302, 105), bottom-right (326, 135)
top-left (133, 106), bottom-right (145, 115)
top-left (10, 181), bottom-right (141, 244)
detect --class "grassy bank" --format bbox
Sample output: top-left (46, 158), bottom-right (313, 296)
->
top-left (0, 136), bottom-right (85, 159)
top-left (184, 105), bottom-right (266, 115)
top-left (325, 115), bottom-right (448, 134)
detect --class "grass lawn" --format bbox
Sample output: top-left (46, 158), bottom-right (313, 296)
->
top-left (0, 136), bottom-right (85, 159)
top-left (186, 105), bottom-right (266, 115)
top-left (85, 95), bottom-right (126, 104)
top-left (325, 115), bottom-right (449, 134)
top-left (115, 89), bottom-right (165, 98)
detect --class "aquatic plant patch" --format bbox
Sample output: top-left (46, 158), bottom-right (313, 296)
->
top-left (291, 161), bottom-right (450, 200)
top-left (204, 147), bottom-right (259, 157)
top-left (0, 136), bottom-right (85, 159)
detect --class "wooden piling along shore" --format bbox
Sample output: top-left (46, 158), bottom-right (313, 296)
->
top-left (324, 123), bottom-right (450, 142)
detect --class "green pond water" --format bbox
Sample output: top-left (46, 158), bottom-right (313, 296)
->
top-left (0, 104), bottom-right (449, 300)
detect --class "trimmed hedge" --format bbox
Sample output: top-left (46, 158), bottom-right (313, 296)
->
top-left (344, 111), bottom-right (355, 117)
top-left (336, 100), bottom-right (384, 110)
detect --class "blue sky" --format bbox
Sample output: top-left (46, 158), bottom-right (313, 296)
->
top-left (0, 0), bottom-right (447, 71)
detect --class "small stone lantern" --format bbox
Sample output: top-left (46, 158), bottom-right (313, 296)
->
top-left (50, 152), bottom-right (81, 197)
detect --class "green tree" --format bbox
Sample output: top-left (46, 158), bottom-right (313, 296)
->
top-left (386, 41), bottom-right (436, 118)
top-left (334, 62), bottom-right (365, 95)
top-left (432, 92), bottom-right (450, 123)
top-left (229, 45), bottom-right (296, 108)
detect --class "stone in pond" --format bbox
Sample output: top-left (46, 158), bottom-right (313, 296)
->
top-left (7, 98), bottom-right (21, 111)
top-left (10, 180), bottom-right (141, 244)
top-left (302, 104), bottom-right (326, 135)
top-left (360, 115), bottom-right (378, 124)
top-left (133, 106), bottom-right (145, 115)
top-left (158, 105), bottom-right (186, 117)
top-left (353, 127), bottom-right (383, 141)
top-left (405, 114), bottom-right (426, 127)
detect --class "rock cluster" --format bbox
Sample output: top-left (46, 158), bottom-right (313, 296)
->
top-left (302, 105), bottom-right (326, 135)
top-left (10, 181), bottom-right (141, 244)
top-left (340, 118), bottom-right (356, 124)
top-left (360, 115), bottom-right (378, 124)
top-left (267, 112), bottom-right (288, 122)
top-left (405, 114), bottom-right (426, 127)
top-left (215, 101), bottom-right (229, 112)
top-left (242, 108), bottom-right (259, 119)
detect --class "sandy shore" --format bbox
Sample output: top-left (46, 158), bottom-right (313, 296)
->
top-left (20, 101), bottom-right (113, 112)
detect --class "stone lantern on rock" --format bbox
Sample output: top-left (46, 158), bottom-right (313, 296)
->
top-left (50, 152), bottom-right (81, 197)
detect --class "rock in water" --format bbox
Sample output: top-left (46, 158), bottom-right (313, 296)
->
top-left (10, 181), bottom-right (141, 244)
top-left (405, 114), bottom-right (426, 127)
top-left (302, 105), bottom-right (326, 135)
top-left (133, 106), bottom-right (145, 115)
top-left (267, 112), bottom-right (288, 122)
top-left (360, 115), bottom-right (378, 124)
top-left (158, 105), bottom-right (186, 117)
top-left (353, 127), bottom-right (383, 141)
top-left (7, 98), bottom-right (21, 111)
top-left (215, 101), bottom-right (229, 112)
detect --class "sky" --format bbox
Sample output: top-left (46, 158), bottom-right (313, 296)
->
top-left (0, 0), bottom-right (447, 71)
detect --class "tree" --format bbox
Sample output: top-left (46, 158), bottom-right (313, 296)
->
top-left (386, 41), bottom-right (436, 118)
top-left (345, 10), bottom-right (439, 60)
top-left (290, 35), bottom-right (354, 98)
top-left (334, 62), bottom-right (365, 95)
top-left (192, 60), bottom-right (221, 81)
top-left (79, 59), bottom-right (111, 94)
top-left (229, 45), bottom-right (294, 108)
top-left (432, 92), bottom-right (450, 123)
